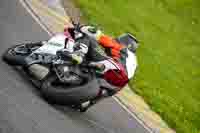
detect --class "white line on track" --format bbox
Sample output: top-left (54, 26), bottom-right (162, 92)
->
top-left (19, 0), bottom-right (53, 36)
top-left (19, 0), bottom-right (153, 132)
top-left (113, 96), bottom-right (153, 133)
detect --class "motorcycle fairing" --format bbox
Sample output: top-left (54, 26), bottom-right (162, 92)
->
top-left (126, 50), bottom-right (137, 79)
top-left (34, 34), bottom-right (67, 55)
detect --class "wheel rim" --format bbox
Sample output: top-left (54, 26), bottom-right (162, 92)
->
top-left (8, 44), bottom-right (41, 56)
top-left (14, 45), bottom-right (29, 54)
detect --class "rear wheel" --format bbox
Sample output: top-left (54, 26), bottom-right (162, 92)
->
top-left (2, 42), bottom-right (42, 65)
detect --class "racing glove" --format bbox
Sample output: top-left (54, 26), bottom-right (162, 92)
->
top-left (57, 42), bottom-right (88, 64)
top-left (72, 42), bottom-right (88, 64)
top-left (56, 49), bottom-right (83, 64)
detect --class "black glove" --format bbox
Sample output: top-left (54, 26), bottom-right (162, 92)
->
top-left (56, 50), bottom-right (72, 60)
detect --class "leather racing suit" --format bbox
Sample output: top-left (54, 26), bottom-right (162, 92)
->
top-left (61, 31), bottom-right (129, 95)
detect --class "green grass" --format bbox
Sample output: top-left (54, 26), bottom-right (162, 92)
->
top-left (72, 0), bottom-right (200, 132)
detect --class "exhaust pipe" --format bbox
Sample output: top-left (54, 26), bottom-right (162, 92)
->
top-left (28, 64), bottom-right (49, 80)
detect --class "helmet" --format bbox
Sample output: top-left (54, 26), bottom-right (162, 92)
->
top-left (80, 25), bottom-right (103, 40)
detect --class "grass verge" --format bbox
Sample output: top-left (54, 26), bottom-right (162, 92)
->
top-left (70, 0), bottom-right (200, 133)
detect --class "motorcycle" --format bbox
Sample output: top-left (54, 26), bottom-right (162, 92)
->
top-left (2, 23), bottom-right (138, 112)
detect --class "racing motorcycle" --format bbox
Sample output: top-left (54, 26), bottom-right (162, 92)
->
top-left (2, 23), bottom-right (138, 112)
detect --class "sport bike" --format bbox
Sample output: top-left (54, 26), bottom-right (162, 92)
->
top-left (2, 24), bottom-right (138, 112)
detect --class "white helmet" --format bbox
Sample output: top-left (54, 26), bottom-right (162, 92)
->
top-left (80, 26), bottom-right (103, 40)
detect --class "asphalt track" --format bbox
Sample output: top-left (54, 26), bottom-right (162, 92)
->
top-left (0, 0), bottom-right (150, 133)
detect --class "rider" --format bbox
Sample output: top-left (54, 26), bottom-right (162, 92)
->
top-left (61, 25), bottom-right (138, 96)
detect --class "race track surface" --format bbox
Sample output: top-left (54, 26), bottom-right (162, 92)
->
top-left (0, 0), bottom-right (149, 133)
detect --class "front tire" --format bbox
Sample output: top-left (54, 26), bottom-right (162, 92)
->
top-left (2, 42), bottom-right (42, 66)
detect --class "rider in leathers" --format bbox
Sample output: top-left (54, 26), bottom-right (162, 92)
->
top-left (60, 26), bottom-right (137, 96)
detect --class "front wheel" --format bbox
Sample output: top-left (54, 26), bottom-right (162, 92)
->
top-left (2, 42), bottom-right (42, 66)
